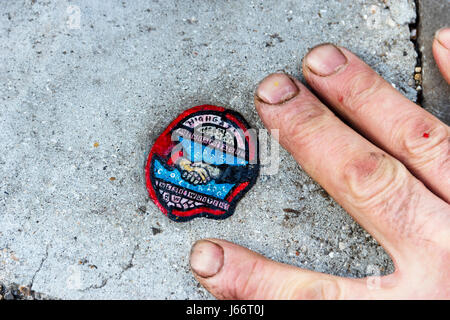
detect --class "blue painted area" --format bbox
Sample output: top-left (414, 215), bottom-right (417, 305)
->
top-left (153, 159), bottom-right (235, 200)
top-left (179, 137), bottom-right (247, 165)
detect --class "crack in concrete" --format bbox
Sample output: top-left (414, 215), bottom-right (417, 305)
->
top-left (117, 244), bottom-right (139, 280)
top-left (80, 278), bottom-right (109, 292)
top-left (29, 243), bottom-right (50, 290)
top-left (409, 0), bottom-right (423, 105)
top-left (80, 244), bottom-right (139, 292)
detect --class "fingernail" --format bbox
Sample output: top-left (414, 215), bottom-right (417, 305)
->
top-left (435, 27), bottom-right (450, 50)
top-left (256, 73), bottom-right (299, 104)
top-left (190, 240), bottom-right (224, 278)
top-left (305, 43), bottom-right (347, 76)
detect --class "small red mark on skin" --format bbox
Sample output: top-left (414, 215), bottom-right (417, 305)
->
top-left (423, 133), bottom-right (429, 138)
top-left (338, 96), bottom-right (344, 103)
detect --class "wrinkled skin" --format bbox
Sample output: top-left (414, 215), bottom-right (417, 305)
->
top-left (188, 28), bottom-right (450, 299)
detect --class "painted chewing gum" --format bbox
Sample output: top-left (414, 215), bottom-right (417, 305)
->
top-left (145, 105), bottom-right (260, 222)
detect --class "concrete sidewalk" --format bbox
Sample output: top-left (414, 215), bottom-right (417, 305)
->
top-left (0, 0), bottom-right (442, 299)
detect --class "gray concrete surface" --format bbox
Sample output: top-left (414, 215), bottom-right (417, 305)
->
top-left (417, 0), bottom-right (450, 124)
top-left (0, 0), bottom-right (420, 299)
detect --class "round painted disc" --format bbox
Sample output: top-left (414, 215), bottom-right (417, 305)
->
top-left (145, 105), bottom-right (259, 222)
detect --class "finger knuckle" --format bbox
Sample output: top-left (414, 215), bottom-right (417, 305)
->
top-left (399, 116), bottom-right (450, 169)
top-left (343, 152), bottom-right (429, 238)
top-left (292, 279), bottom-right (342, 300)
top-left (343, 152), bottom-right (407, 209)
top-left (282, 103), bottom-right (330, 148)
top-left (340, 69), bottom-right (385, 114)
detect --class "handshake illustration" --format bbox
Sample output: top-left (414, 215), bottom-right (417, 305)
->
top-left (177, 158), bottom-right (222, 185)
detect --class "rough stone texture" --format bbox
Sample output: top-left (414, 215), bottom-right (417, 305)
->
top-left (0, 0), bottom-right (418, 299)
top-left (417, 0), bottom-right (450, 124)
top-left (0, 282), bottom-right (51, 300)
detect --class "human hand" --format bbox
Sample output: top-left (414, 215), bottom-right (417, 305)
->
top-left (189, 29), bottom-right (450, 299)
top-left (179, 158), bottom-right (220, 185)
